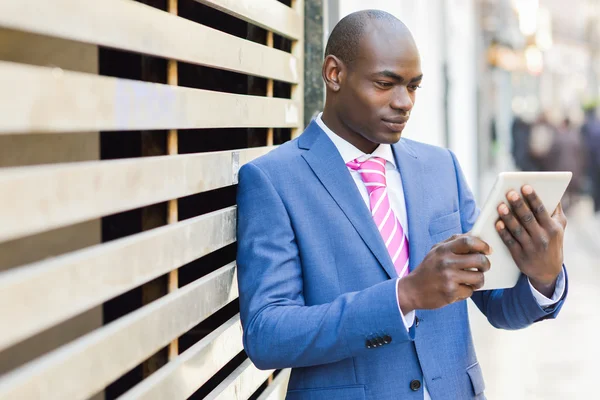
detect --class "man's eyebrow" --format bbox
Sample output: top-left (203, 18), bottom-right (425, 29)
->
top-left (375, 71), bottom-right (423, 83)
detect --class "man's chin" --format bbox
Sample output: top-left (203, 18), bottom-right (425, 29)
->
top-left (376, 130), bottom-right (404, 144)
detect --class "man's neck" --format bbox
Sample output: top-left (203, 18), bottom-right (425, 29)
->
top-left (321, 109), bottom-right (378, 154)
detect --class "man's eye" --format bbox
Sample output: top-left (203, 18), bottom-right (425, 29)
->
top-left (376, 81), bottom-right (393, 88)
top-left (408, 85), bottom-right (422, 92)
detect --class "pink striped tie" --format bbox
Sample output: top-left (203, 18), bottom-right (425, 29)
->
top-left (347, 157), bottom-right (410, 278)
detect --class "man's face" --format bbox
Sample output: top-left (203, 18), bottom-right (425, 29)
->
top-left (337, 25), bottom-right (422, 146)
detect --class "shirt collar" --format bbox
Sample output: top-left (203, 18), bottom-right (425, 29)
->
top-left (315, 113), bottom-right (396, 168)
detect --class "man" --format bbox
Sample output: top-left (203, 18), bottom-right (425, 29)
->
top-left (237, 10), bottom-right (567, 400)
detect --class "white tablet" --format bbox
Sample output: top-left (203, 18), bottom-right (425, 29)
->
top-left (471, 171), bottom-right (572, 291)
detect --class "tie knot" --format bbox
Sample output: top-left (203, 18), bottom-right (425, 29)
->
top-left (346, 157), bottom-right (387, 192)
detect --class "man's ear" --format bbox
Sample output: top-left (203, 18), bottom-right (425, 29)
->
top-left (322, 55), bottom-right (345, 92)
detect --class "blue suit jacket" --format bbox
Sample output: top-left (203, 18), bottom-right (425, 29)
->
top-left (236, 121), bottom-right (568, 399)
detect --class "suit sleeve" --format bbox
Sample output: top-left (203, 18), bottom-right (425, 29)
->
top-left (236, 162), bottom-right (414, 370)
top-left (448, 150), bottom-right (568, 330)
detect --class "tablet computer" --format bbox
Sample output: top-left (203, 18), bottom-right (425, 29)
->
top-left (471, 171), bottom-right (572, 290)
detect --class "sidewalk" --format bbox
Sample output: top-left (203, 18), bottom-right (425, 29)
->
top-left (469, 197), bottom-right (600, 399)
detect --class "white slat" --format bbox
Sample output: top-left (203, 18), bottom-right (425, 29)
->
top-left (0, 262), bottom-right (238, 400)
top-left (205, 358), bottom-right (274, 400)
top-left (0, 146), bottom-right (270, 243)
top-left (0, 0), bottom-right (298, 83)
top-left (119, 315), bottom-right (244, 400)
top-left (195, 0), bottom-right (302, 40)
top-left (256, 370), bottom-right (291, 400)
top-left (0, 207), bottom-right (235, 353)
top-left (0, 61), bottom-right (300, 134)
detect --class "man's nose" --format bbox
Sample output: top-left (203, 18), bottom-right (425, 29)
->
top-left (390, 86), bottom-right (414, 111)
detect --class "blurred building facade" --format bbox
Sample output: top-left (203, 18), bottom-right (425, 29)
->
top-left (481, 0), bottom-right (600, 192)
top-left (326, 0), bottom-right (600, 201)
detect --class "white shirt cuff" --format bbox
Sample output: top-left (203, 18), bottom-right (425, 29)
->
top-left (396, 277), bottom-right (416, 331)
top-left (528, 266), bottom-right (566, 307)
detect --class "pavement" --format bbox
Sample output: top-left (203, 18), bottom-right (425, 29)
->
top-left (469, 197), bottom-right (600, 399)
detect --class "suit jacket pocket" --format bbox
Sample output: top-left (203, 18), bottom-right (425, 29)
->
top-left (287, 384), bottom-right (366, 400)
top-left (466, 362), bottom-right (486, 396)
top-left (429, 210), bottom-right (462, 243)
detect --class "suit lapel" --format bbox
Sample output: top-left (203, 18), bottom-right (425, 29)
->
top-left (299, 122), bottom-right (398, 279)
top-left (392, 140), bottom-right (424, 272)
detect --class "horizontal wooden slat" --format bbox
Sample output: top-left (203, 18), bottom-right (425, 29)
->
top-left (0, 61), bottom-right (301, 134)
top-left (119, 315), bottom-right (244, 400)
top-left (195, 0), bottom-right (302, 40)
top-left (257, 370), bottom-right (291, 400)
top-left (0, 146), bottom-right (270, 243)
top-left (0, 262), bottom-right (238, 400)
top-left (205, 358), bottom-right (274, 400)
top-left (0, 0), bottom-right (299, 83)
top-left (0, 207), bottom-right (235, 353)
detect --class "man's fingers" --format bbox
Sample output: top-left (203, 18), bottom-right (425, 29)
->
top-left (455, 253), bottom-right (491, 273)
top-left (552, 202), bottom-right (568, 229)
top-left (521, 185), bottom-right (553, 229)
top-left (504, 190), bottom-right (541, 236)
top-left (455, 284), bottom-right (475, 301)
top-left (498, 201), bottom-right (533, 248)
top-left (450, 235), bottom-right (492, 255)
top-left (496, 220), bottom-right (524, 259)
top-left (456, 270), bottom-right (486, 290)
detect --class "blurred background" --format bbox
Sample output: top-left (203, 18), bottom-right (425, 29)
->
top-left (0, 0), bottom-right (598, 399)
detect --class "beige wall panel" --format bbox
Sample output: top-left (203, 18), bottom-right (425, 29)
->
top-left (0, 27), bottom-right (97, 73)
top-left (0, 0), bottom-right (298, 83)
top-left (0, 0), bottom-right (303, 399)
top-left (0, 27), bottom-right (103, 400)
top-left (0, 220), bottom-right (100, 273)
top-left (0, 148), bottom-right (269, 243)
top-left (0, 207), bottom-right (236, 353)
top-left (0, 263), bottom-right (238, 400)
top-left (0, 62), bottom-right (301, 134)
top-left (205, 358), bottom-right (273, 400)
top-left (194, 0), bottom-right (302, 40)
top-left (119, 315), bottom-right (244, 400)
top-left (256, 370), bottom-right (291, 400)
top-left (0, 133), bottom-right (99, 168)
top-left (0, 306), bottom-right (102, 375)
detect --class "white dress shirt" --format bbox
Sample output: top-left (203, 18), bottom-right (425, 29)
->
top-left (316, 113), bottom-right (565, 399)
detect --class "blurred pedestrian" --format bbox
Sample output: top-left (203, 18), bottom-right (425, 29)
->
top-left (544, 117), bottom-right (584, 212)
top-left (511, 113), bottom-right (538, 171)
top-left (529, 113), bottom-right (556, 171)
top-left (581, 107), bottom-right (600, 215)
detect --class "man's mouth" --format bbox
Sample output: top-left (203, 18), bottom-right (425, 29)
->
top-left (382, 118), bottom-right (409, 132)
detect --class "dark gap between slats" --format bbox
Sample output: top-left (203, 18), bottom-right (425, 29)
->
top-left (178, 243), bottom-right (237, 288)
top-left (179, 299), bottom-right (240, 353)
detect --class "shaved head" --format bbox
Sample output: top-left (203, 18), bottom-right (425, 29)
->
top-left (321, 9), bottom-right (422, 153)
top-left (325, 10), bottom-right (412, 68)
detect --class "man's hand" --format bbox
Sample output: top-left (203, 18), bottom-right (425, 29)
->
top-left (397, 234), bottom-right (492, 313)
top-left (495, 185), bottom-right (567, 297)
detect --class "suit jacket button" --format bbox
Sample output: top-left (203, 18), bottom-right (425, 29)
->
top-left (375, 337), bottom-right (384, 346)
top-left (383, 335), bottom-right (392, 344)
top-left (365, 339), bottom-right (373, 349)
top-left (410, 379), bottom-right (422, 391)
top-left (415, 316), bottom-right (420, 327)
